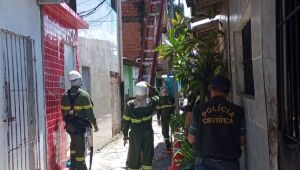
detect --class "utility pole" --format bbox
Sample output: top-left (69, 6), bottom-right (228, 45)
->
top-left (117, 0), bottom-right (125, 114)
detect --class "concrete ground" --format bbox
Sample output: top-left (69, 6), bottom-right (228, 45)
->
top-left (85, 117), bottom-right (172, 170)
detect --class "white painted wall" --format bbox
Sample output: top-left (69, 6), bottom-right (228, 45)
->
top-left (0, 0), bottom-right (46, 169)
top-left (132, 66), bottom-right (139, 96)
top-left (77, 0), bottom-right (120, 73)
top-left (77, 0), bottom-right (122, 148)
top-left (228, 0), bottom-right (277, 170)
top-left (78, 37), bottom-right (117, 149)
top-left (0, 30), bottom-right (5, 170)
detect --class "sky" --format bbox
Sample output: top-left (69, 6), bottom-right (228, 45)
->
top-left (75, 0), bottom-right (192, 43)
top-left (182, 0), bottom-right (191, 18)
top-left (175, 0), bottom-right (191, 18)
top-left (77, 0), bottom-right (118, 45)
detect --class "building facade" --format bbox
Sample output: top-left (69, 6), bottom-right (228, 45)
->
top-left (188, 0), bottom-right (300, 169)
top-left (77, 0), bottom-right (123, 148)
top-left (226, 1), bottom-right (277, 169)
top-left (0, 0), bottom-right (46, 169)
top-left (40, 1), bottom-right (88, 169)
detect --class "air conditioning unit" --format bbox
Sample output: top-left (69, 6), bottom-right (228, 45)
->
top-left (37, 0), bottom-right (64, 4)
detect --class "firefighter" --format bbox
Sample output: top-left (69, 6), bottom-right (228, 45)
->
top-left (61, 70), bottom-right (99, 170)
top-left (156, 87), bottom-right (175, 153)
top-left (122, 81), bottom-right (159, 170)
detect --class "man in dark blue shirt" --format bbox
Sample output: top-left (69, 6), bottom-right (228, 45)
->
top-left (188, 76), bottom-right (246, 170)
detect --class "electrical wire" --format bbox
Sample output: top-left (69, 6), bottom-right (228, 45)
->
top-left (79, 0), bottom-right (105, 15)
top-left (78, 0), bottom-right (90, 6)
top-left (79, 0), bottom-right (106, 18)
top-left (86, 9), bottom-right (113, 23)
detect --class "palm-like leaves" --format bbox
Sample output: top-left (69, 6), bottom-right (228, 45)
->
top-left (157, 13), bottom-right (225, 103)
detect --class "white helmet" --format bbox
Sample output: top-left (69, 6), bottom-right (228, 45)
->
top-left (135, 81), bottom-right (148, 96)
top-left (68, 70), bottom-right (82, 81)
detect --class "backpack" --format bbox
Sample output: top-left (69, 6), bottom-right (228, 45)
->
top-left (64, 89), bottom-right (91, 134)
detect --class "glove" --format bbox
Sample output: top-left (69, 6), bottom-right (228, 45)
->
top-left (123, 136), bottom-right (129, 146)
top-left (93, 124), bottom-right (99, 132)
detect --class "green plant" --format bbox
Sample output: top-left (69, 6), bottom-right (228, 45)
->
top-left (157, 10), bottom-right (225, 169)
top-left (170, 113), bottom-right (184, 130)
top-left (157, 12), bottom-right (225, 104)
top-left (176, 133), bottom-right (196, 169)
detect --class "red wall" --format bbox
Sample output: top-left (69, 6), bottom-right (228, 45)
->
top-left (43, 8), bottom-right (79, 170)
top-left (122, 0), bottom-right (150, 61)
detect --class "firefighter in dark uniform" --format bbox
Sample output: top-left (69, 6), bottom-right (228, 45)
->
top-left (61, 70), bottom-right (99, 170)
top-left (156, 87), bottom-right (175, 153)
top-left (122, 81), bottom-right (159, 170)
top-left (188, 76), bottom-right (246, 170)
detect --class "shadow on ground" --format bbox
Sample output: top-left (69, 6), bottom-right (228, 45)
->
top-left (153, 142), bottom-right (172, 170)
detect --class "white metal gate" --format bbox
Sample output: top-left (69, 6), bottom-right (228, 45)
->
top-left (1, 29), bottom-right (41, 170)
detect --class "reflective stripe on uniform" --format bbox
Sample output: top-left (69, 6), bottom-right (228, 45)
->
top-left (160, 105), bottom-right (174, 109)
top-left (123, 115), bottom-right (131, 121)
top-left (61, 105), bottom-right (93, 111)
top-left (141, 165), bottom-right (152, 170)
top-left (153, 96), bottom-right (159, 101)
top-left (124, 115), bottom-right (153, 124)
top-left (74, 105), bottom-right (93, 110)
top-left (70, 150), bottom-right (76, 154)
top-left (142, 115), bottom-right (152, 121)
top-left (75, 157), bottom-right (85, 162)
top-left (132, 115), bottom-right (152, 124)
top-left (131, 118), bottom-right (142, 123)
top-left (128, 168), bottom-right (139, 170)
top-left (156, 106), bottom-right (161, 109)
top-left (164, 138), bottom-right (169, 140)
top-left (62, 106), bottom-right (70, 110)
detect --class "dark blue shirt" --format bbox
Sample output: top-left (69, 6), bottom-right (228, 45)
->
top-left (189, 96), bottom-right (245, 160)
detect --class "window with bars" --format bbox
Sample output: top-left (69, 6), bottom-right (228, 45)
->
top-left (242, 20), bottom-right (255, 96)
top-left (277, 0), bottom-right (300, 141)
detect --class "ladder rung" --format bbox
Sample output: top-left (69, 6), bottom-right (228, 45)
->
top-left (150, 13), bottom-right (159, 16)
top-left (151, 1), bottom-right (160, 5)
top-left (147, 25), bottom-right (155, 28)
top-left (144, 49), bottom-right (155, 53)
top-left (146, 37), bottom-right (155, 40)
top-left (144, 57), bottom-right (154, 60)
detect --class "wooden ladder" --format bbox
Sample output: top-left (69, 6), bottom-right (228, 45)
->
top-left (138, 0), bottom-right (165, 86)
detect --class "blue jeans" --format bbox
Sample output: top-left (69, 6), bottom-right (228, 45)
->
top-left (196, 157), bottom-right (239, 170)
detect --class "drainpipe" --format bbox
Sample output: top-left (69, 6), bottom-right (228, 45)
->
top-left (39, 5), bottom-right (48, 170)
top-left (117, 0), bottom-right (125, 114)
top-left (117, 0), bottom-right (123, 81)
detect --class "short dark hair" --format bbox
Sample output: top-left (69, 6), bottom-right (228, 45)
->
top-left (210, 76), bottom-right (231, 94)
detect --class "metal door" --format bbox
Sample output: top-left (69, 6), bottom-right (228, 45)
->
top-left (1, 29), bottom-right (41, 170)
top-left (82, 66), bottom-right (91, 95)
top-left (64, 44), bottom-right (76, 91)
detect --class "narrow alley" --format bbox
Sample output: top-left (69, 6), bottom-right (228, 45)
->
top-left (85, 117), bottom-right (171, 170)
top-left (1, 0), bottom-right (300, 170)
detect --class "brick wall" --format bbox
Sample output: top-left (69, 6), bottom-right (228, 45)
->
top-left (43, 8), bottom-right (79, 170)
top-left (122, 0), bottom-right (150, 61)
